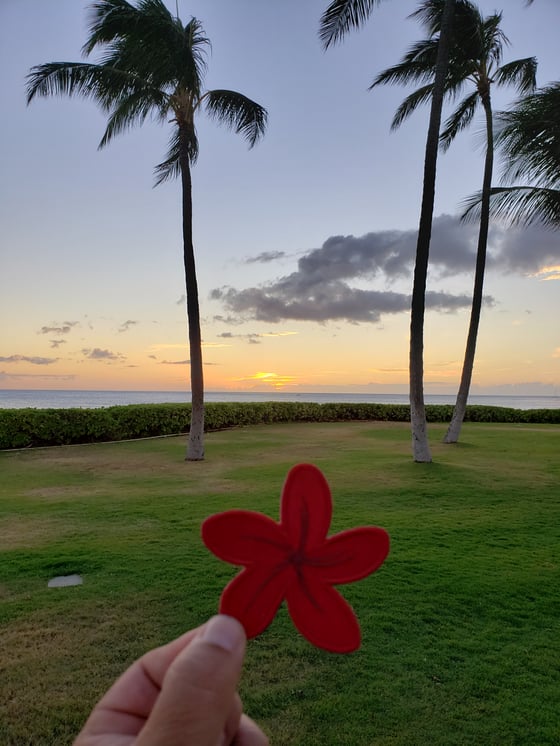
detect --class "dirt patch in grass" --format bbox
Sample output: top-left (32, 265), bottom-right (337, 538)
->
top-left (0, 515), bottom-right (71, 549)
top-left (24, 485), bottom-right (108, 501)
top-left (0, 583), bottom-right (11, 601)
top-left (27, 450), bottom-right (188, 476)
top-left (0, 597), bottom-right (169, 744)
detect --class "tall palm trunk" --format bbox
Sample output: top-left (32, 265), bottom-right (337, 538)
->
top-left (444, 89), bottom-right (494, 443)
top-left (179, 131), bottom-right (205, 460)
top-left (410, 0), bottom-right (456, 462)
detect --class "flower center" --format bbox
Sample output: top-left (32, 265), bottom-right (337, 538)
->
top-left (288, 549), bottom-right (307, 568)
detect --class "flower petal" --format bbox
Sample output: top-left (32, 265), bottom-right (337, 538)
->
top-left (308, 527), bottom-right (390, 584)
top-left (286, 573), bottom-right (361, 653)
top-left (280, 463), bottom-right (332, 552)
top-left (220, 563), bottom-right (296, 639)
top-left (202, 510), bottom-right (289, 565)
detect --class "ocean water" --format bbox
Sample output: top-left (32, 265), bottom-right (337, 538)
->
top-left (1, 389), bottom-right (559, 410)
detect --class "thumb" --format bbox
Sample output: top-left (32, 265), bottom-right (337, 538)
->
top-left (137, 615), bottom-right (247, 746)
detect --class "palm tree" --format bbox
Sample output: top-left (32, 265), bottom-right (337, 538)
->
top-left (320, 0), bottom-right (458, 462)
top-left (462, 82), bottom-right (560, 227)
top-left (26, 0), bottom-right (267, 461)
top-left (370, 0), bottom-right (537, 444)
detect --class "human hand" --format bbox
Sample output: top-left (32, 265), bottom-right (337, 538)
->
top-left (74, 615), bottom-right (268, 746)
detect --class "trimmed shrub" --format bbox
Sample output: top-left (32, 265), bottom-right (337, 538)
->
top-left (0, 401), bottom-right (558, 450)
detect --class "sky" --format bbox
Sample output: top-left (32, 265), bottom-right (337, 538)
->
top-left (1, 0), bottom-right (559, 396)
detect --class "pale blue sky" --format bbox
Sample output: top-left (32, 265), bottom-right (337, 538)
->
top-left (1, 0), bottom-right (559, 395)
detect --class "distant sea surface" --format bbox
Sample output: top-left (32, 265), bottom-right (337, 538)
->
top-left (1, 390), bottom-right (559, 410)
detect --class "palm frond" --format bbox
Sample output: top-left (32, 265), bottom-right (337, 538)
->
top-left (203, 90), bottom-right (267, 147)
top-left (153, 127), bottom-right (186, 185)
top-left (493, 57), bottom-right (537, 95)
top-left (371, 39), bottom-right (440, 90)
top-left (461, 185), bottom-right (560, 227)
top-left (99, 86), bottom-right (169, 147)
top-left (102, 14), bottom-right (208, 96)
top-left (177, 17), bottom-right (210, 95)
top-left (319, 0), bottom-right (382, 49)
top-left (389, 84), bottom-right (434, 129)
top-left (84, 1), bottom-right (208, 96)
top-left (26, 61), bottom-right (138, 110)
top-left (83, 0), bottom-right (138, 55)
top-left (411, 0), bottom-right (479, 47)
top-left (85, 0), bottom-right (183, 63)
top-left (440, 90), bottom-right (478, 149)
top-left (410, 0), bottom-right (452, 36)
top-left (412, 3), bottom-right (506, 80)
top-left (495, 82), bottom-right (560, 187)
top-left (481, 13), bottom-right (507, 68)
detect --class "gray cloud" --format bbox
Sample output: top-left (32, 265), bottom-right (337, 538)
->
top-left (118, 320), bottom-right (138, 333)
top-left (38, 321), bottom-right (78, 335)
top-left (212, 282), bottom-right (479, 324)
top-left (82, 348), bottom-right (125, 362)
top-left (0, 370), bottom-right (75, 381)
top-left (49, 339), bottom-right (66, 349)
top-left (211, 214), bottom-right (560, 325)
top-left (245, 251), bottom-right (287, 264)
top-left (492, 222), bottom-right (560, 274)
top-left (291, 215), bottom-right (481, 285)
top-left (217, 332), bottom-right (262, 344)
top-left (0, 354), bottom-right (59, 365)
top-left (212, 314), bottom-right (244, 326)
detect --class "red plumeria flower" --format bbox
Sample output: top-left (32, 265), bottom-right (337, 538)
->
top-left (202, 463), bottom-right (390, 653)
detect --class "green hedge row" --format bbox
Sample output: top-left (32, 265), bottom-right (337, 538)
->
top-left (0, 401), bottom-right (558, 450)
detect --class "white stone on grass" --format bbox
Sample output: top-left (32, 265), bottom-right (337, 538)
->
top-left (48, 574), bottom-right (83, 588)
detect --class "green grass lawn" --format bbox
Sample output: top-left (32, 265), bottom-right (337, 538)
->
top-left (1, 421), bottom-right (559, 745)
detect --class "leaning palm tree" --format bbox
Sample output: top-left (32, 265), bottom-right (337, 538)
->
top-left (27, 0), bottom-right (267, 461)
top-left (320, 0), bottom-right (458, 462)
top-left (463, 82), bottom-right (560, 227)
top-left (371, 0), bottom-right (537, 444)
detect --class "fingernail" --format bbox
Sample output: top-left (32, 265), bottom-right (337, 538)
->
top-left (202, 615), bottom-right (244, 653)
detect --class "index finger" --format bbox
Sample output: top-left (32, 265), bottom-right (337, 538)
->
top-left (77, 626), bottom-right (203, 740)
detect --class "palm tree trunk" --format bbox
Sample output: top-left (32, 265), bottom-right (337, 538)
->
top-left (410, 0), bottom-right (456, 463)
top-left (444, 90), bottom-right (494, 444)
top-left (179, 132), bottom-right (205, 461)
